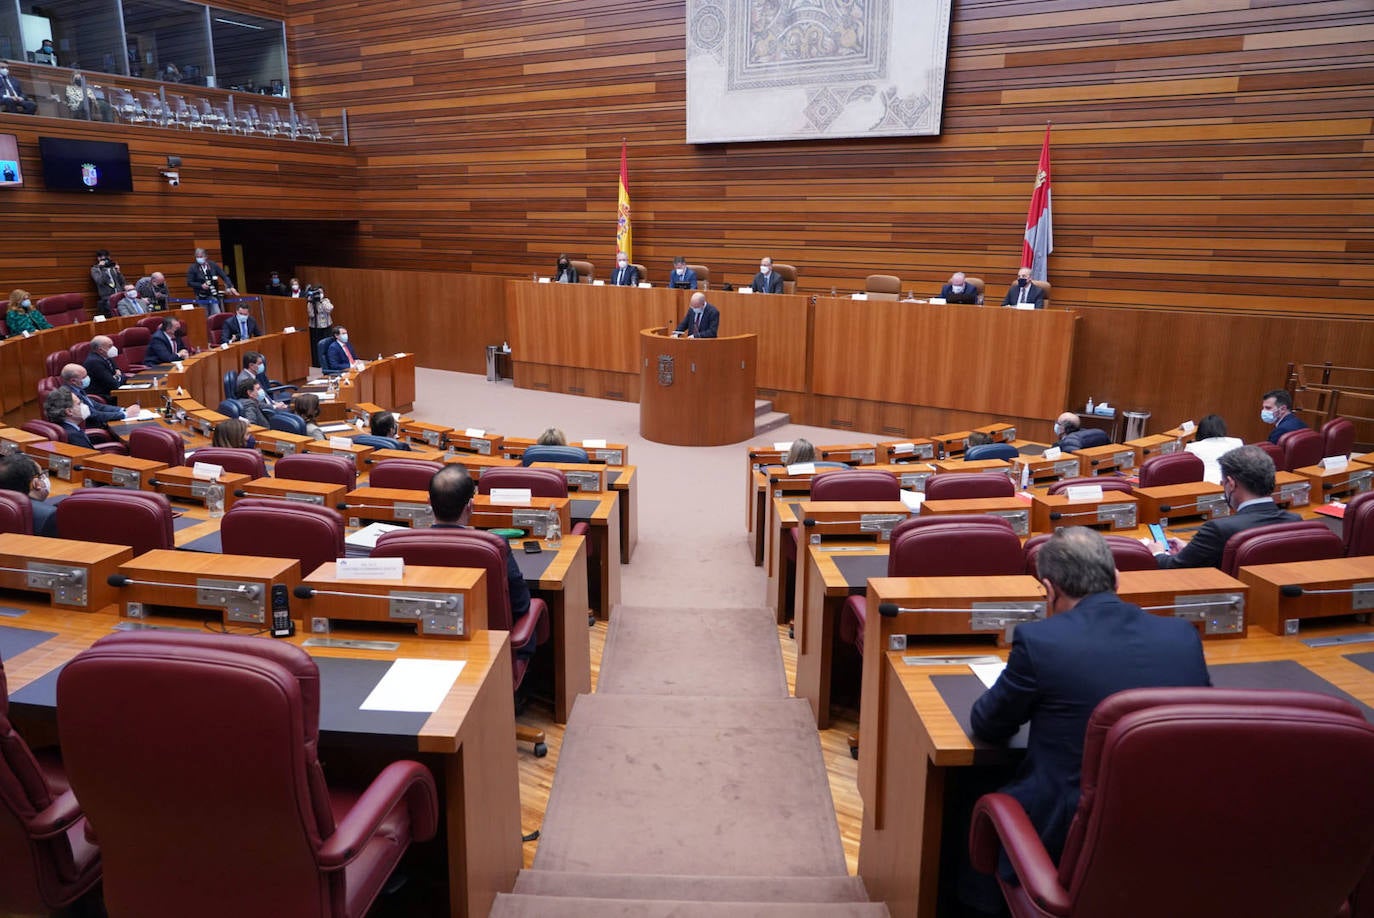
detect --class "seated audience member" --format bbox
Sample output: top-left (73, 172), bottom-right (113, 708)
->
top-left (429, 465), bottom-right (532, 634)
top-left (289, 277), bottom-right (304, 297)
top-left (62, 363), bottom-right (137, 426)
top-left (1184, 414), bottom-right (1244, 484)
top-left (939, 271), bottom-right (979, 304)
top-left (229, 378), bottom-right (271, 427)
top-left (609, 252), bottom-right (638, 286)
top-left (784, 439), bottom-right (816, 465)
top-left (321, 325), bottom-right (357, 374)
top-left (84, 335), bottom-right (124, 399)
top-left (668, 256), bottom-right (699, 290)
top-left (33, 39), bottom-right (58, 66)
top-left (44, 387), bottom-right (96, 449)
top-left (1261, 388), bottom-right (1307, 444)
top-left (0, 453), bottom-right (55, 535)
top-left (1150, 444), bottom-right (1298, 569)
top-left (1051, 412), bottom-right (1093, 451)
top-left (211, 416), bottom-right (253, 449)
top-left (265, 272), bottom-right (289, 296)
top-left (0, 64), bottom-right (37, 115)
top-left (553, 255), bottom-right (578, 284)
top-left (751, 257), bottom-right (783, 294)
top-left (223, 302), bottom-right (261, 342)
top-left (136, 272), bottom-right (170, 310)
top-left (1000, 266), bottom-right (1045, 308)
top-left (964, 527), bottom-right (1208, 912)
top-left (90, 250), bottom-right (125, 315)
top-left (674, 292), bottom-right (719, 339)
top-left (116, 282), bottom-right (150, 315)
top-left (146, 316), bottom-right (188, 365)
top-left (537, 427), bottom-right (568, 446)
top-left (291, 393), bottom-right (326, 440)
top-left (6, 289), bottom-right (52, 333)
top-left (369, 410), bottom-right (408, 449)
top-left (237, 352), bottom-right (284, 410)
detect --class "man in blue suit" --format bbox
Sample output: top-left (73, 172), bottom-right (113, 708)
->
top-left (1262, 388), bottom-right (1307, 444)
top-left (750, 256), bottom-right (783, 294)
top-left (321, 325), bottom-right (358, 373)
top-left (222, 303), bottom-right (261, 342)
top-left (61, 364), bottom-right (137, 426)
top-left (667, 256), bottom-right (698, 290)
top-left (971, 527), bottom-right (1210, 870)
top-left (0, 453), bottom-right (56, 536)
top-left (609, 252), bottom-right (639, 286)
top-left (146, 317), bottom-right (188, 366)
top-left (44, 388), bottom-right (98, 449)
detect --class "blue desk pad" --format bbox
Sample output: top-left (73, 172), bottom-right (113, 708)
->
top-left (0, 625), bottom-right (58, 662)
top-left (514, 547), bottom-right (555, 581)
top-left (569, 498), bottom-right (599, 521)
top-left (1343, 651), bottom-right (1374, 676)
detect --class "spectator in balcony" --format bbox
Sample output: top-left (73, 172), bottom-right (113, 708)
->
top-left (0, 64), bottom-right (37, 115)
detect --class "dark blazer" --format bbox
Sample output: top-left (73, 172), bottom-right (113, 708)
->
top-left (1156, 499), bottom-right (1300, 570)
top-left (31, 499), bottom-right (57, 537)
top-left (223, 314), bottom-right (261, 341)
top-left (751, 271), bottom-right (783, 294)
top-left (939, 283), bottom-right (979, 304)
top-left (1267, 412), bottom-right (1308, 444)
top-left (668, 267), bottom-right (699, 290)
top-left (229, 398), bottom-right (271, 428)
top-left (553, 265), bottom-right (579, 284)
top-left (971, 592), bottom-right (1210, 861)
top-left (83, 353), bottom-right (123, 399)
top-left (71, 385), bottom-right (124, 426)
top-left (186, 260), bottom-right (232, 298)
top-left (1001, 281), bottom-right (1046, 308)
top-left (675, 302), bottom-right (719, 339)
top-left (322, 338), bottom-right (356, 373)
top-left (265, 282), bottom-right (289, 296)
top-left (609, 264), bottom-right (639, 286)
top-left (59, 420), bottom-right (96, 450)
top-left (1054, 427), bottom-right (1109, 452)
top-left (0, 74), bottom-right (36, 114)
top-left (145, 330), bottom-right (181, 366)
top-left (431, 523), bottom-right (531, 623)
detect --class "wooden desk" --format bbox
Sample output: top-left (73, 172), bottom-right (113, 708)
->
top-left (0, 602), bottom-right (521, 918)
top-left (638, 327), bottom-right (757, 446)
top-left (517, 535), bottom-right (592, 724)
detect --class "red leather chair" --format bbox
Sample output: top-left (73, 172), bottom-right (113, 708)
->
top-left (114, 325), bottom-right (150, 372)
top-left (36, 294), bottom-right (86, 326)
top-left (275, 453), bottom-right (357, 490)
top-left (372, 528), bottom-right (552, 755)
top-left (368, 458), bottom-right (442, 490)
top-left (1136, 452), bottom-right (1204, 488)
top-left (811, 469), bottom-right (900, 501)
top-left (56, 631), bottom-right (438, 917)
top-left (129, 424), bottom-right (186, 468)
top-left (187, 446), bottom-right (267, 480)
top-left (55, 488), bottom-right (174, 555)
top-left (135, 315), bottom-right (163, 334)
top-left (1342, 491), bottom-right (1374, 558)
top-left (1252, 440), bottom-right (1284, 469)
top-left (1322, 417), bottom-right (1356, 459)
top-left (1024, 533), bottom-right (1157, 578)
top-left (221, 498), bottom-right (345, 577)
top-left (1048, 477), bottom-right (1134, 496)
top-left (207, 312), bottom-right (232, 345)
top-left (36, 376), bottom-right (63, 401)
top-left (478, 467), bottom-right (590, 537)
top-left (0, 655), bottom-right (101, 914)
top-left (0, 492), bottom-right (34, 535)
top-left (43, 350), bottom-right (71, 379)
top-left (1278, 428), bottom-right (1324, 472)
top-left (21, 418), bottom-right (128, 456)
top-left (971, 687), bottom-right (1374, 918)
top-left (925, 472), bottom-right (1015, 500)
top-left (1219, 520), bottom-right (1344, 577)
top-left (69, 341), bottom-right (92, 365)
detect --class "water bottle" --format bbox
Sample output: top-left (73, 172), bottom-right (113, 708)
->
top-left (545, 515), bottom-right (562, 548)
top-left (1086, 397), bottom-right (1095, 415)
top-left (206, 483), bottom-right (225, 519)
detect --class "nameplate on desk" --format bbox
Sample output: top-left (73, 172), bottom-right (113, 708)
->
top-left (92, 314), bottom-right (106, 322)
top-left (1042, 447), bottom-right (1062, 460)
top-left (902, 653), bottom-right (1003, 667)
top-left (394, 352), bottom-right (408, 358)
top-left (1322, 456), bottom-right (1349, 471)
top-left (21, 330), bottom-right (30, 338)
top-left (772, 441), bottom-right (793, 451)
top-left (889, 442), bottom-right (914, 455)
top-left (928, 297), bottom-right (947, 305)
top-left (1180, 419), bottom-right (1196, 433)
top-left (787, 462), bottom-right (816, 475)
top-left (1065, 484), bottom-right (1104, 502)
top-left (282, 325), bottom-right (296, 333)
top-left (592, 279), bottom-right (605, 286)
top-left (121, 383), bottom-right (153, 390)
top-left (192, 462), bottom-right (223, 481)
top-left (583, 438), bottom-right (607, 448)
top-left (489, 488), bottom-right (533, 505)
top-left (739, 287), bottom-right (753, 294)
top-left (335, 557), bottom-right (405, 580)
top-left (851, 293), bottom-right (868, 300)
top-left (464, 428), bottom-right (485, 438)
top-left (1015, 303), bottom-right (1036, 311)
top-left (637, 282), bottom-right (651, 288)
top-left (538, 277), bottom-right (550, 283)
top-left (328, 436), bottom-right (353, 449)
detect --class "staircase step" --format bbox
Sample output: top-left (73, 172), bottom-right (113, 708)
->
top-left (754, 398), bottom-right (774, 418)
top-left (513, 869), bottom-right (869, 903)
top-left (491, 894), bottom-right (890, 916)
top-left (754, 411), bottom-right (791, 436)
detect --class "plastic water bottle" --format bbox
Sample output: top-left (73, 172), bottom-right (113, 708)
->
top-left (206, 483), bottom-right (225, 519)
top-left (545, 516), bottom-right (562, 548)
top-left (1086, 397), bottom-right (1095, 414)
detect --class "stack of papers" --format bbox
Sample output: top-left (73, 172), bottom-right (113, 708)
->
top-left (344, 521), bottom-right (407, 551)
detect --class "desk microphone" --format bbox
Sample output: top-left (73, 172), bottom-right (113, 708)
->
top-left (878, 602), bottom-right (899, 618)
top-left (1278, 584), bottom-right (1371, 599)
top-left (293, 584), bottom-right (317, 600)
top-left (108, 573), bottom-right (261, 599)
top-left (1047, 509), bottom-right (1098, 521)
top-left (293, 583), bottom-right (456, 607)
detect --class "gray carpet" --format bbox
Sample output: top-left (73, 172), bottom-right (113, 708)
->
top-left (512, 870), bottom-right (868, 903)
top-left (532, 693), bottom-right (849, 879)
top-left (491, 895), bottom-right (889, 916)
top-left (596, 606), bottom-right (788, 698)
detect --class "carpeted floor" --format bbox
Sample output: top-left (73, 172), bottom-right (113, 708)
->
top-left (597, 606), bottom-right (788, 697)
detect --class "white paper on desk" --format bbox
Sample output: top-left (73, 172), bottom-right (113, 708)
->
top-left (136, 409), bottom-right (158, 421)
top-left (1180, 420), bottom-right (1195, 433)
top-left (282, 325), bottom-right (296, 334)
top-left (582, 438), bottom-right (607, 448)
top-left (489, 488), bottom-right (532, 505)
top-left (787, 462), bottom-right (815, 475)
top-left (345, 521), bottom-right (407, 550)
top-left (851, 293), bottom-right (868, 300)
top-left (900, 490), bottom-right (924, 512)
top-left (320, 423), bottom-right (354, 433)
top-left (360, 659), bottom-right (466, 713)
top-left (93, 314), bottom-right (106, 322)
top-left (394, 352), bottom-right (408, 358)
top-left (970, 661), bottom-right (1007, 689)
top-left (122, 383), bottom-right (153, 390)
top-left (181, 304), bottom-right (195, 310)
top-left (1015, 303), bottom-right (1036, 311)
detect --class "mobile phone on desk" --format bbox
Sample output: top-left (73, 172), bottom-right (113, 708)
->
top-left (1148, 523), bottom-right (1167, 544)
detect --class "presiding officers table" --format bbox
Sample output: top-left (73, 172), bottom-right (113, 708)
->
top-left (638, 326), bottom-right (757, 446)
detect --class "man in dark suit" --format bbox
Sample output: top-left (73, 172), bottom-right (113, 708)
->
top-left (321, 325), bottom-right (357, 374)
top-left (83, 335), bottom-right (124, 399)
top-left (44, 388), bottom-right (97, 449)
top-left (186, 247), bottom-right (238, 313)
top-left (227, 378), bottom-right (271, 427)
top-left (939, 271), bottom-right (979, 304)
top-left (667, 256), bottom-right (698, 290)
top-left (0, 453), bottom-right (56, 536)
top-left (1262, 388), bottom-right (1308, 444)
top-left (61, 364), bottom-right (137, 427)
top-left (1000, 266), bottom-right (1046, 308)
top-left (751, 256), bottom-right (783, 294)
top-left (674, 292), bottom-right (719, 339)
top-left (223, 303), bottom-right (261, 342)
top-left (970, 527), bottom-right (1209, 882)
top-left (609, 252), bottom-right (639, 286)
top-left (1050, 412), bottom-right (1107, 451)
top-left (1150, 444), bottom-right (1299, 569)
top-left (0, 65), bottom-right (36, 115)
top-left (146, 317), bottom-right (188, 366)
top-left (236, 352), bottom-right (285, 410)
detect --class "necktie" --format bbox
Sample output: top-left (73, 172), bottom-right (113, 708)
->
top-left (1018, 285), bottom-right (1026, 304)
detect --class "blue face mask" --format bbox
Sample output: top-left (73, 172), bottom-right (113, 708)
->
top-left (80, 376), bottom-right (90, 389)
top-left (1260, 409), bottom-right (1276, 424)
top-left (1052, 423), bottom-right (1062, 436)
top-left (20, 299), bottom-right (30, 308)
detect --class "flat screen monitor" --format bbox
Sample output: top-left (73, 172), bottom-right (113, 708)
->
top-left (38, 136), bottom-right (134, 193)
top-left (0, 133), bottom-right (21, 187)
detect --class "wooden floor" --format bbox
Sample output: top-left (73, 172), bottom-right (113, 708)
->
top-left (516, 619), bottom-right (863, 873)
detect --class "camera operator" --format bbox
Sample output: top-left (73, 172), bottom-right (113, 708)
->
top-left (305, 284), bottom-right (334, 359)
top-left (186, 247), bottom-right (238, 315)
top-left (90, 250), bottom-right (125, 317)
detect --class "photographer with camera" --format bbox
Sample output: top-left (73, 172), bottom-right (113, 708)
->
top-left (90, 250), bottom-right (125, 317)
top-left (305, 283), bottom-right (334, 359)
top-left (186, 247), bottom-right (238, 315)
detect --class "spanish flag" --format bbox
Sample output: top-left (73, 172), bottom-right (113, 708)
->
top-left (616, 140), bottom-right (632, 262)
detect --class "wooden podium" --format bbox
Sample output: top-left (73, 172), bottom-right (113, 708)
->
top-left (638, 327), bottom-right (756, 446)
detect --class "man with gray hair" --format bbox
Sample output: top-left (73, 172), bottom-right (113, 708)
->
top-left (1150, 444), bottom-right (1298, 570)
top-left (968, 526), bottom-right (1209, 897)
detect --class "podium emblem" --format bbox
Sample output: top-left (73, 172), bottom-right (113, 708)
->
top-left (656, 354), bottom-right (674, 386)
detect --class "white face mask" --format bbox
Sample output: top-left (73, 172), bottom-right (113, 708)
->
top-left (1052, 423), bottom-right (1063, 436)
top-left (760, 265), bottom-right (770, 274)
top-left (107, 345), bottom-right (118, 357)
top-left (77, 403), bottom-right (91, 421)
top-left (617, 259), bottom-right (627, 268)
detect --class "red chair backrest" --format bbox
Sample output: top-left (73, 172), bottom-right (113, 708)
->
top-left (221, 498), bottom-right (344, 576)
top-left (1344, 491), bottom-right (1374, 558)
top-left (1321, 417), bottom-right (1356, 459)
top-left (889, 517), bottom-right (1024, 576)
top-left (1048, 477), bottom-right (1135, 495)
top-left (477, 467), bottom-right (568, 498)
top-left (274, 453), bottom-right (356, 489)
top-left (0, 493), bottom-right (34, 535)
top-left (924, 472), bottom-right (1015, 500)
top-left (128, 425), bottom-right (185, 468)
top-left (207, 312), bottom-right (231, 345)
top-left (69, 341), bottom-right (92, 365)
top-left (43, 351), bottom-right (71, 379)
top-left (810, 469), bottom-right (900, 502)
top-left (368, 459), bottom-right (442, 491)
top-left (188, 447), bottom-right (266, 480)
top-left (1054, 687), bottom-right (1374, 917)
top-left (136, 315), bottom-right (163, 333)
top-left (115, 326), bottom-right (150, 369)
top-left (21, 419), bottom-right (65, 442)
top-left (1251, 440), bottom-right (1284, 469)
top-left (36, 294), bottom-right (85, 326)
top-left (55, 488), bottom-right (174, 555)
top-left (1024, 533), bottom-right (1158, 577)
top-left (1220, 520), bottom-right (1344, 576)
top-left (1279, 428), bottom-right (1324, 472)
top-left (1137, 452), bottom-right (1204, 488)
top-left (372, 528), bottom-right (515, 630)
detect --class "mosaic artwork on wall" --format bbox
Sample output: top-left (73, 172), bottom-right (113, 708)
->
top-left (686, 0), bottom-right (953, 143)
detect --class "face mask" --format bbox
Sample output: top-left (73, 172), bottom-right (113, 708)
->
top-left (1018, 276), bottom-right (1029, 287)
top-left (79, 376), bottom-right (90, 389)
top-left (196, 256), bottom-right (207, 265)
top-left (256, 363), bottom-right (265, 375)
top-left (1052, 423), bottom-right (1062, 436)
top-left (77, 403), bottom-right (91, 421)
top-left (339, 333), bottom-right (349, 343)
top-left (291, 284), bottom-right (300, 290)
top-left (0, 68), bottom-right (8, 76)
top-left (760, 265), bottom-right (770, 274)
top-left (271, 276), bottom-right (279, 282)
top-left (20, 299), bottom-right (30, 308)
top-left (31, 474), bottom-right (49, 501)
top-left (617, 260), bottom-right (627, 268)
top-left (558, 262), bottom-right (568, 269)
top-left (107, 345), bottom-right (118, 357)
top-left (1260, 409), bottom-right (1276, 424)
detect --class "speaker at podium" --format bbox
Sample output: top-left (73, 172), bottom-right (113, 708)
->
top-left (639, 326), bottom-right (756, 446)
